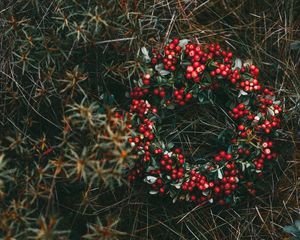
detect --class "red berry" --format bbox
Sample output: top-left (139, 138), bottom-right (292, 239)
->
top-left (238, 125), bottom-right (245, 131)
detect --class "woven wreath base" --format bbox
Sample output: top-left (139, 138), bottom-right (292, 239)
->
top-left (126, 38), bottom-right (283, 206)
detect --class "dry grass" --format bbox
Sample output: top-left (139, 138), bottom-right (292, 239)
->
top-left (0, 0), bottom-right (300, 239)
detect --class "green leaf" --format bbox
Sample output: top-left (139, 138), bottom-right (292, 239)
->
top-left (290, 41), bottom-right (300, 50)
top-left (233, 58), bottom-right (242, 69)
top-left (198, 95), bottom-right (205, 103)
top-left (167, 142), bottom-right (174, 149)
top-left (155, 63), bottom-right (164, 71)
top-left (295, 220), bottom-right (300, 231)
top-left (145, 176), bottom-right (157, 184)
top-left (179, 39), bottom-right (189, 47)
top-left (171, 182), bottom-right (182, 189)
top-left (149, 190), bottom-right (158, 195)
top-left (227, 145), bottom-right (232, 154)
top-left (138, 79), bottom-right (143, 87)
top-left (166, 104), bottom-right (175, 110)
top-left (159, 70), bottom-right (170, 76)
top-left (283, 225), bottom-right (300, 235)
top-left (238, 90), bottom-right (248, 97)
top-left (217, 168), bottom-right (223, 179)
top-left (141, 47), bottom-right (150, 62)
top-left (268, 108), bottom-right (275, 116)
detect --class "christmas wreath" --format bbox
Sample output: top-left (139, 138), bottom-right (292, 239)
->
top-left (126, 38), bottom-right (283, 206)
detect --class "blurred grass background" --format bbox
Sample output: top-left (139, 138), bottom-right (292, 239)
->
top-left (0, 0), bottom-right (300, 239)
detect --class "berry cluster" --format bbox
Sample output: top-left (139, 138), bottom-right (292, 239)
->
top-left (130, 99), bottom-right (153, 118)
top-left (153, 87), bottom-right (166, 98)
top-left (259, 97), bottom-right (282, 115)
top-left (214, 151), bottom-right (233, 162)
top-left (239, 78), bottom-right (261, 92)
top-left (130, 87), bottom-right (149, 98)
top-left (258, 118), bottom-right (281, 134)
top-left (162, 38), bottom-right (182, 71)
top-left (185, 63), bottom-right (206, 83)
top-left (210, 63), bottom-right (232, 78)
top-left (126, 38), bottom-right (283, 206)
top-left (157, 149), bottom-right (185, 175)
top-left (229, 103), bottom-right (249, 120)
top-left (214, 163), bottom-right (239, 205)
top-left (151, 49), bottom-right (162, 65)
top-left (228, 69), bottom-right (241, 84)
top-left (142, 73), bottom-right (151, 85)
top-left (173, 87), bottom-right (193, 106)
top-left (181, 170), bottom-right (211, 204)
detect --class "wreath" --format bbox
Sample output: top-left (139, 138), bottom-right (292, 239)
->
top-left (126, 38), bottom-right (283, 206)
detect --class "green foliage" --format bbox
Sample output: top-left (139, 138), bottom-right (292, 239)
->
top-left (284, 220), bottom-right (300, 240)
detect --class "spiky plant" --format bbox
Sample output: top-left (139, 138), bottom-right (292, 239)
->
top-left (83, 216), bottom-right (127, 240)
